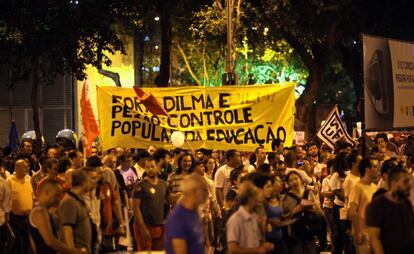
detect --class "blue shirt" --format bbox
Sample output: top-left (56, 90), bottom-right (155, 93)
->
top-left (265, 203), bottom-right (284, 240)
top-left (165, 204), bottom-right (204, 254)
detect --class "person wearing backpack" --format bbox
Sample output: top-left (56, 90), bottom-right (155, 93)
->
top-left (282, 171), bottom-right (324, 254)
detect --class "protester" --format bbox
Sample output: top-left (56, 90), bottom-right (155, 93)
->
top-left (373, 159), bottom-right (398, 199)
top-left (271, 138), bottom-right (285, 161)
top-left (307, 142), bottom-right (325, 180)
top-left (68, 150), bottom-right (84, 169)
top-left (265, 174), bottom-right (289, 254)
top-left (57, 156), bottom-right (72, 186)
top-left (102, 154), bottom-right (117, 171)
top-left (205, 157), bottom-right (218, 180)
top-left (247, 146), bottom-right (268, 173)
top-left (366, 168), bottom-right (414, 254)
top-left (165, 175), bottom-right (209, 254)
top-left (31, 154), bottom-right (49, 191)
top-left (86, 156), bottom-right (125, 252)
top-left (348, 158), bottom-right (379, 253)
top-left (375, 133), bottom-right (399, 157)
top-left (132, 150), bottom-right (151, 180)
top-left (91, 146), bottom-right (100, 158)
top-left (225, 166), bottom-right (244, 210)
top-left (4, 127), bottom-right (414, 254)
top-left (284, 150), bottom-right (313, 185)
top-left (58, 168), bottom-right (93, 253)
top-left (168, 152), bottom-right (194, 201)
top-left (194, 159), bottom-right (221, 253)
top-left (196, 148), bottom-right (208, 161)
top-left (30, 179), bottom-right (84, 254)
top-left (282, 171), bottom-right (321, 254)
top-left (45, 145), bottom-right (58, 159)
top-left (320, 160), bottom-right (335, 248)
top-left (153, 148), bottom-right (172, 181)
top-left (226, 183), bottom-right (274, 254)
top-left (215, 149), bottom-right (242, 209)
top-left (147, 145), bottom-right (157, 155)
top-left (132, 157), bottom-right (171, 251)
top-left (7, 158), bottom-right (33, 254)
top-left (329, 151), bottom-right (349, 254)
top-left (117, 152), bottom-right (138, 189)
top-left (0, 172), bottom-right (11, 253)
top-left (343, 153), bottom-right (361, 208)
top-left (36, 158), bottom-right (65, 197)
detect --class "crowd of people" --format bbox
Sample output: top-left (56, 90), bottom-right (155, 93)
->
top-left (0, 130), bottom-right (414, 254)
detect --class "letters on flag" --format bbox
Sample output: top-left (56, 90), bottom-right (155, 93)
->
top-left (317, 106), bottom-right (356, 149)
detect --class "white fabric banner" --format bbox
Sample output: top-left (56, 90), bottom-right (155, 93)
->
top-left (317, 106), bottom-right (356, 149)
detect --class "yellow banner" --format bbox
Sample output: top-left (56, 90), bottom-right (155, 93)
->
top-left (96, 84), bottom-right (295, 152)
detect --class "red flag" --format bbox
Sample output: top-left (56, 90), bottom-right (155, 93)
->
top-left (133, 87), bottom-right (168, 116)
top-left (81, 81), bottom-right (99, 157)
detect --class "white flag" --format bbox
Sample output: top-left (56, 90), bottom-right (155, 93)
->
top-left (317, 106), bottom-right (356, 150)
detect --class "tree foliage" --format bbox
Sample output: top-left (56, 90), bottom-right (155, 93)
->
top-left (0, 0), bottom-right (142, 151)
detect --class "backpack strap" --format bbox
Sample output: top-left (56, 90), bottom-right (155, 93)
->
top-left (286, 189), bottom-right (310, 205)
top-left (285, 192), bottom-right (302, 205)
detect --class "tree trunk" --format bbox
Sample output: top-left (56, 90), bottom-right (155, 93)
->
top-left (341, 44), bottom-right (362, 117)
top-left (31, 56), bottom-right (42, 154)
top-left (296, 64), bottom-right (321, 137)
top-left (134, 32), bottom-right (144, 87)
top-left (155, 0), bottom-right (171, 87)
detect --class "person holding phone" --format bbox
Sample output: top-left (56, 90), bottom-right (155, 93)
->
top-left (282, 171), bottom-right (323, 254)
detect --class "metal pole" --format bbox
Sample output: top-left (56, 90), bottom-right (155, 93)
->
top-left (225, 0), bottom-right (232, 73)
top-left (63, 74), bottom-right (67, 129)
top-left (223, 0), bottom-right (236, 85)
top-left (360, 34), bottom-right (367, 157)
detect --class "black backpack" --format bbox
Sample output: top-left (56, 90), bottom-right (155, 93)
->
top-left (286, 190), bottom-right (324, 240)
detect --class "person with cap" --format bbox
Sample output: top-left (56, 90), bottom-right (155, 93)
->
top-left (56, 129), bottom-right (78, 152)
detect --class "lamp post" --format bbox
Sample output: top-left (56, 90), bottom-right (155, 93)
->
top-left (222, 0), bottom-right (237, 85)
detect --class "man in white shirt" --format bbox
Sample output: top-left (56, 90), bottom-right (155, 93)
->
top-left (271, 138), bottom-right (285, 162)
top-left (117, 152), bottom-right (138, 198)
top-left (343, 153), bottom-right (362, 208)
top-left (349, 158), bottom-right (379, 252)
top-left (247, 146), bottom-right (268, 173)
top-left (215, 149), bottom-right (241, 209)
top-left (307, 141), bottom-right (326, 179)
top-left (284, 150), bottom-right (313, 185)
top-left (133, 150), bottom-right (152, 180)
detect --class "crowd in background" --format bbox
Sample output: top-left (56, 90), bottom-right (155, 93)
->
top-left (0, 131), bottom-right (414, 254)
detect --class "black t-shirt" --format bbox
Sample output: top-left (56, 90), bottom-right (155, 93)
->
top-left (366, 195), bottom-right (414, 254)
top-left (133, 178), bottom-right (169, 226)
top-left (372, 188), bottom-right (387, 200)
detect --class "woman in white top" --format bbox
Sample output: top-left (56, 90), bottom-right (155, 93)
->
top-left (329, 152), bottom-right (349, 254)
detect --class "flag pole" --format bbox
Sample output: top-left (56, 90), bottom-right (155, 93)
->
top-left (360, 34), bottom-right (367, 157)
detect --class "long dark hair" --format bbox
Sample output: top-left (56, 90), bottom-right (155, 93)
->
top-left (333, 152), bottom-right (349, 178)
top-left (204, 157), bottom-right (218, 179)
top-left (176, 151), bottom-right (194, 174)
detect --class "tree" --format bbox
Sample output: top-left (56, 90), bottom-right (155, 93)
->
top-left (184, 0), bottom-right (307, 87)
top-left (0, 0), bottom-right (141, 152)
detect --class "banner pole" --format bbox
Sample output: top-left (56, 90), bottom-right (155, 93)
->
top-left (360, 34), bottom-right (367, 157)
